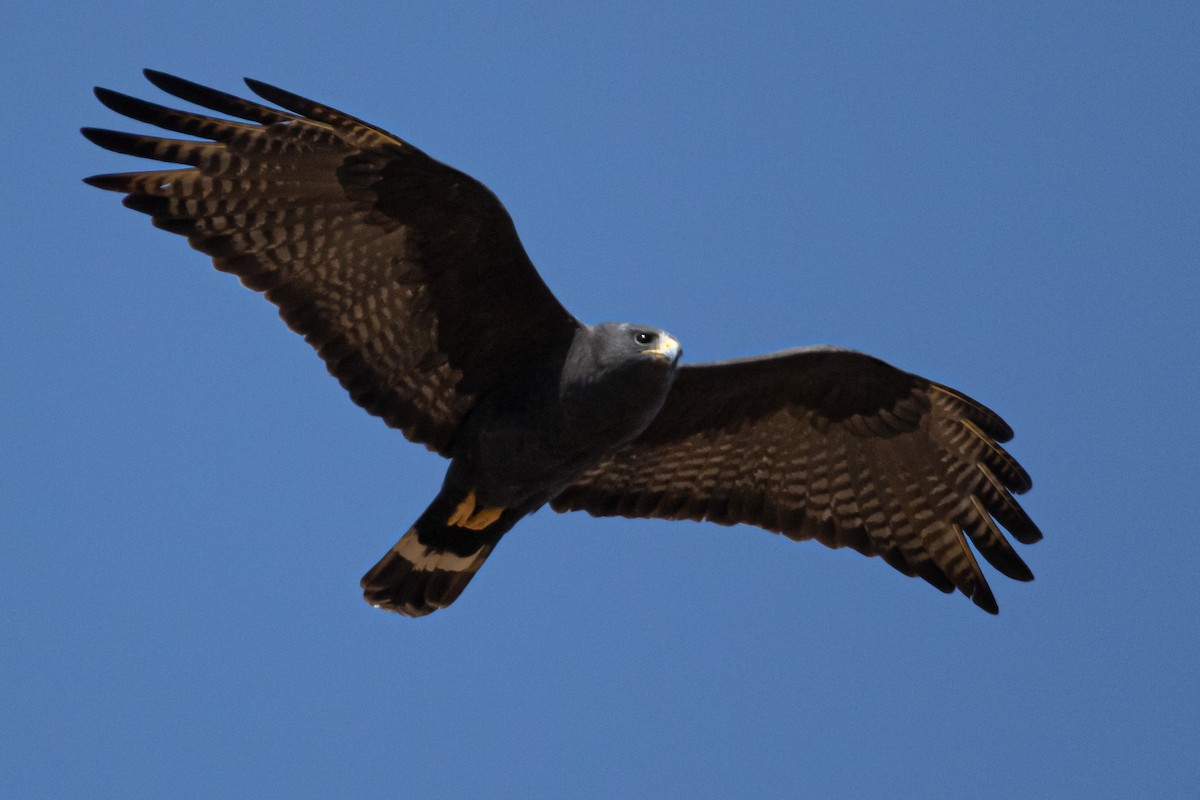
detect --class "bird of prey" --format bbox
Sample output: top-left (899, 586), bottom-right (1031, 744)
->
top-left (83, 71), bottom-right (1041, 617)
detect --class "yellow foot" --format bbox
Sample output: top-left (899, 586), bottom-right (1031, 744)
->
top-left (447, 490), bottom-right (477, 527)
top-left (462, 505), bottom-right (504, 530)
top-left (447, 490), bottom-right (505, 530)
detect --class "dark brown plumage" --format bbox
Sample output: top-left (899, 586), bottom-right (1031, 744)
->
top-left (84, 71), bottom-right (578, 456)
top-left (553, 348), bottom-right (1039, 613)
top-left (84, 71), bottom-right (1041, 616)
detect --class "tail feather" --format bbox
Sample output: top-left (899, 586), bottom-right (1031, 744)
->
top-left (360, 502), bottom-right (516, 617)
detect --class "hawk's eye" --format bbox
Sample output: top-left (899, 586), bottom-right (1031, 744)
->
top-left (634, 331), bottom-right (655, 346)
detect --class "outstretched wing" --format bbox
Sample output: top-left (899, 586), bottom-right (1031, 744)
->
top-left (551, 347), bottom-right (1041, 613)
top-left (84, 70), bottom-right (579, 455)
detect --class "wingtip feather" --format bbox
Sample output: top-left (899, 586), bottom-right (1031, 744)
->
top-left (80, 127), bottom-right (137, 156)
top-left (243, 77), bottom-right (301, 111)
top-left (142, 68), bottom-right (195, 95)
top-left (973, 590), bottom-right (1000, 615)
top-left (82, 172), bottom-right (123, 191)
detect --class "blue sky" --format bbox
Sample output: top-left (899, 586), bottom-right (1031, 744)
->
top-left (4, 2), bottom-right (1198, 797)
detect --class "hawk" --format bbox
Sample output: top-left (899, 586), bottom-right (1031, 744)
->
top-left (83, 71), bottom-right (1041, 616)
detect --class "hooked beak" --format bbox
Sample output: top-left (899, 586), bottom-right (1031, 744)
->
top-left (644, 334), bottom-right (681, 363)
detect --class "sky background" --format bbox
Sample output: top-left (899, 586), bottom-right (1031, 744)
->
top-left (4, 2), bottom-right (1198, 798)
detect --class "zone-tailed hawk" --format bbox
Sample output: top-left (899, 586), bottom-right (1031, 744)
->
top-left (83, 71), bottom-right (1042, 617)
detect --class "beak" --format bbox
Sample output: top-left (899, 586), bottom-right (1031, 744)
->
top-left (644, 334), bottom-right (681, 363)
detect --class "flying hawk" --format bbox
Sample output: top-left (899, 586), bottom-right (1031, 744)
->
top-left (83, 71), bottom-right (1041, 616)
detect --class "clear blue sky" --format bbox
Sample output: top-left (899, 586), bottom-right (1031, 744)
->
top-left (4, 3), bottom-right (1197, 798)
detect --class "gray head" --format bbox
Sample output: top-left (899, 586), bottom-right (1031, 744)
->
top-left (559, 322), bottom-right (682, 440)
top-left (582, 322), bottom-right (682, 371)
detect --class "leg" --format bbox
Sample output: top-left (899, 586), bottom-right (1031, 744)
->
top-left (446, 489), bottom-right (505, 531)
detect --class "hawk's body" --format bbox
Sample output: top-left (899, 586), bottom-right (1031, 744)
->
top-left (451, 322), bottom-right (680, 513)
top-left (84, 71), bottom-right (1042, 616)
top-left (364, 322), bottom-right (680, 614)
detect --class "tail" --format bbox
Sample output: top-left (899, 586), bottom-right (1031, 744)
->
top-left (360, 493), bottom-right (522, 617)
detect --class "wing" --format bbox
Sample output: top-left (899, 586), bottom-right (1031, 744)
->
top-left (550, 347), bottom-right (1041, 613)
top-left (83, 70), bottom-right (580, 455)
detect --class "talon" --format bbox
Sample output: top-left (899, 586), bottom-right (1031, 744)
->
top-left (447, 490), bottom-right (477, 526)
top-left (463, 506), bottom-right (504, 530)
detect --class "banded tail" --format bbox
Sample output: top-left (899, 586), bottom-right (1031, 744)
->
top-left (361, 492), bottom-right (521, 617)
